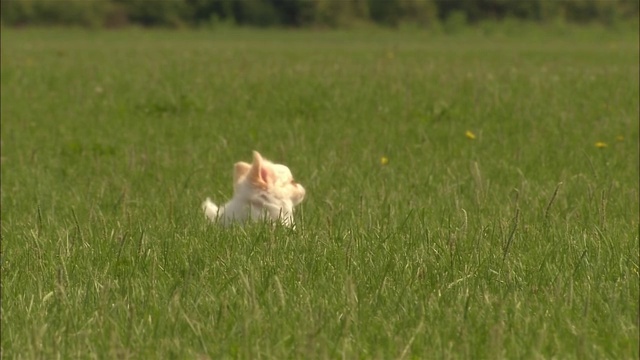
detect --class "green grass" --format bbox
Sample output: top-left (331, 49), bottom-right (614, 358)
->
top-left (1, 27), bottom-right (638, 359)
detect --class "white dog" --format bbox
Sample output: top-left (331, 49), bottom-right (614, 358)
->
top-left (202, 151), bottom-right (305, 227)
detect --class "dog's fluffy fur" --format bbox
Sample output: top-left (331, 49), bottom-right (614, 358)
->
top-left (202, 151), bottom-right (305, 227)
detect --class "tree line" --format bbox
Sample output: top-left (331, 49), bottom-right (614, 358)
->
top-left (2, 0), bottom-right (638, 28)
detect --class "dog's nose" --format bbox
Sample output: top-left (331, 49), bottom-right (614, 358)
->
top-left (295, 184), bottom-right (306, 203)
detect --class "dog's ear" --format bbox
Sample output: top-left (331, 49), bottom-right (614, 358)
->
top-left (233, 162), bottom-right (251, 184)
top-left (247, 151), bottom-right (271, 189)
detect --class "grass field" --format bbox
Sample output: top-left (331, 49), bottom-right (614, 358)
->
top-left (1, 27), bottom-right (638, 359)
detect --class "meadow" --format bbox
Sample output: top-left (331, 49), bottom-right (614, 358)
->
top-left (1, 27), bottom-right (638, 359)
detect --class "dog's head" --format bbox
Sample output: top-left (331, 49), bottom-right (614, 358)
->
top-left (233, 151), bottom-right (306, 220)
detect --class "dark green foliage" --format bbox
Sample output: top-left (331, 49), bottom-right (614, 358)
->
top-left (118, 0), bottom-right (193, 27)
top-left (0, 0), bottom-right (111, 27)
top-left (1, 0), bottom-right (637, 28)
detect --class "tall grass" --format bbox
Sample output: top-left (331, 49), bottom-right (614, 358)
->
top-left (1, 28), bottom-right (638, 358)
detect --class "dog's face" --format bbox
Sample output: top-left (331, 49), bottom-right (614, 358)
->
top-left (233, 151), bottom-right (305, 218)
top-left (269, 163), bottom-right (306, 206)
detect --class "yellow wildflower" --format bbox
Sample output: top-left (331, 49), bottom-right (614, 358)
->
top-left (595, 142), bottom-right (607, 148)
top-left (616, 136), bottom-right (624, 142)
top-left (380, 156), bottom-right (389, 165)
top-left (465, 130), bottom-right (476, 140)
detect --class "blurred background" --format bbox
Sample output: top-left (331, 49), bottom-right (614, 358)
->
top-left (1, 0), bottom-right (638, 30)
